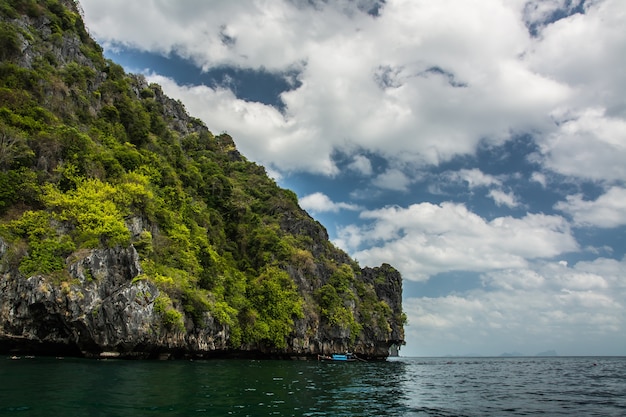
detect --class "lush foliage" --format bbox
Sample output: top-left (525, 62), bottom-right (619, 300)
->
top-left (316, 264), bottom-right (363, 341)
top-left (0, 0), bottom-right (402, 350)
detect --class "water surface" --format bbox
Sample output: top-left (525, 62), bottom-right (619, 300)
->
top-left (1, 356), bottom-right (624, 416)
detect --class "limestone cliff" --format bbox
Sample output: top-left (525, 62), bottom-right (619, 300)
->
top-left (0, 239), bottom-right (404, 359)
top-left (0, 0), bottom-right (404, 359)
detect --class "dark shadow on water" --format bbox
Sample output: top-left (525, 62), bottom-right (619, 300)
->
top-left (0, 357), bottom-right (412, 417)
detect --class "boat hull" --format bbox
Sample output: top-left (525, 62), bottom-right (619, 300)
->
top-left (317, 354), bottom-right (358, 362)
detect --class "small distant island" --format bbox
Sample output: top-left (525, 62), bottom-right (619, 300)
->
top-left (500, 350), bottom-right (558, 357)
top-left (535, 350), bottom-right (558, 357)
top-left (444, 350), bottom-right (559, 357)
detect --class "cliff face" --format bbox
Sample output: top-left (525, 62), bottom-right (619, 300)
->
top-left (0, 239), bottom-right (404, 358)
top-left (0, 0), bottom-right (404, 359)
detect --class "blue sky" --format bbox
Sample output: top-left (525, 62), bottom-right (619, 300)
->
top-left (79, 0), bottom-right (626, 356)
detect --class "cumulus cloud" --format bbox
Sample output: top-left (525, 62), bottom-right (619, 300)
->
top-left (526, 0), bottom-right (626, 114)
top-left (530, 171), bottom-right (547, 187)
top-left (404, 257), bottom-right (626, 356)
top-left (78, 0), bottom-right (607, 178)
top-left (488, 189), bottom-right (520, 208)
top-left (372, 169), bottom-right (411, 191)
top-left (347, 155), bottom-right (373, 176)
top-left (526, 0), bottom-right (626, 185)
top-left (442, 169), bottom-right (522, 208)
top-left (444, 168), bottom-right (501, 189)
top-left (337, 202), bottom-right (578, 281)
top-left (538, 108), bottom-right (626, 182)
top-left (299, 192), bottom-right (361, 213)
top-left (554, 186), bottom-right (626, 227)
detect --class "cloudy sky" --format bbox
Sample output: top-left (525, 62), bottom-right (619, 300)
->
top-left (79, 0), bottom-right (626, 356)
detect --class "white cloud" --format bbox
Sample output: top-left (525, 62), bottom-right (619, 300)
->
top-left (481, 268), bottom-right (546, 291)
top-left (79, 0), bottom-right (593, 177)
top-left (526, 0), bottom-right (626, 114)
top-left (299, 192), bottom-right (360, 213)
top-left (538, 108), bottom-right (626, 182)
top-left (482, 260), bottom-right (615, 292)
top-left (403, 257), bottom-right (626, 356)
top-left (488, 189), bottom-right (520, 208)
top-left (443, 169), bottom-right (522, 208)
top-left (554, 186), bottom-right (626, 228)
top-left (445, 168), bottom-right (501, 189)
top-left (372, 169), bottom-right (411, 191)
top-left (334, 224), bottom-right (365, 251)
top-left (347, 155), bottom-right (373, 176)
top-left (530, 171), bottom-right (547, 187)
top-left (337, 202), bottom-right (578, 281)
top-left (525, 0), bottom-right (626, 184)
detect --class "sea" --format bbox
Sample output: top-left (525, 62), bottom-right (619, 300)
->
top-left (0, 356), bottom-right (624, 416)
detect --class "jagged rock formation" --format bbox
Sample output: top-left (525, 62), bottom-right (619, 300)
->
top-left (0, 236), bottom-right (404, 358)
top-left (0, 0), bottom-right (404, 359)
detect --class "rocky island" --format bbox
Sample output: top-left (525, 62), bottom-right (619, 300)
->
top-left (0, 0), bottom-right (405, 359)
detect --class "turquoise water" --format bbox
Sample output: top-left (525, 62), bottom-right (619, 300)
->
top-left (1, 356), bottom-right (625, 416)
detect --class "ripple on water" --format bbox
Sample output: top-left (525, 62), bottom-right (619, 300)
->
top-left (1, 356), bottom-right (625, 416)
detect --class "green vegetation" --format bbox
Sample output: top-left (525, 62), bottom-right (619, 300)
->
top-left (316, 264), bottom-right (362, 341)
top-left (0, 0), bottom-right (403, 350)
